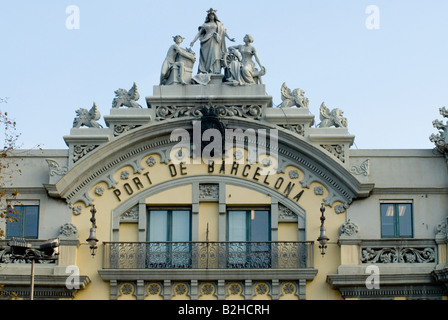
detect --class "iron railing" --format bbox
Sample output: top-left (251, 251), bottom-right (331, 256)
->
top-left (103, 241), bottom-right (314, 269)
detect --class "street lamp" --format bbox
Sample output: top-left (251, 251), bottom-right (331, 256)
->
top-left (8, 237), bottom-right (59, 300)
top-left (317, 203), bottom-right (330, 256)
top-left (86, 205), bottom-right (99, 257)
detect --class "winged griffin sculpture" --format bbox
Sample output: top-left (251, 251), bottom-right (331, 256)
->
top-left (317, 102), bottom-right (347, 128)
top-left (429, 106), bottom-right (448, 154)
top-left (73, 102), bottom-right (102, 128)
top-left (112, 82), bottom-right (141, 108)
top-left (279, 83), bottom-right (309, 108)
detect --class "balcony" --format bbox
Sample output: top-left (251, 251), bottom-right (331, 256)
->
top-left (103, 241), bottom-right (314, 270)
top-left (327, 238), bottom-right (447, 299)
top-left (99, 241), bottom-right (317, 299)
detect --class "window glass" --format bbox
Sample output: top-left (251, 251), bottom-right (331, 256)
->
top-left (380, 204), bottom-right (395, 238)
top-left (398, 204), bottom-right (413, 237)
top-left (380, 203), bottom-right (413, 238)
top-left (250, 210), bottom-right (270, 241)
top-left (227, 209), bottom-right (271, 268)
top-left (228, 210), bottom-right (246, 241)
top-left (6, 205), bottom-right (39, 239)
top-left (147, 209), bottom-right (191, 241)
top-left (171, 210), bottom-right (191, 241)
top-left (148, 210), bottom-right (168, 241)
top-left (227, 210), bottom-right (270, 241)
top-left (6, 210), bottom-right (22, 238)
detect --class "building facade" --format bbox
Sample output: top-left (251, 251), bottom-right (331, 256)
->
top-left (1, 10), bottom-right (448, 300)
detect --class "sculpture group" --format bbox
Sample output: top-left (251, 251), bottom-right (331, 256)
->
top-left (71, 8), bottom-right (349, 130)
top-left (160, 8), bottom-right (265, 86)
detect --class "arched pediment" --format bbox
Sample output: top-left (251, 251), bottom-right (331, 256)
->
top-left (49, 116), bottom-right (370, 212)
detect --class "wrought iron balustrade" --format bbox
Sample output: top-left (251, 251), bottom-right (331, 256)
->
top-left (103, 241), bottom-right (314, 270)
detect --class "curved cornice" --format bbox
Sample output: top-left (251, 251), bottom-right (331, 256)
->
top-left (52, 117), bottom-right (368, 207)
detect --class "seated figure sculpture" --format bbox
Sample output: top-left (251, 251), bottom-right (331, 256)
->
top-left (160, 35), bottom-right (196, 85)
top-left (224, 34), bottom-right (266, 86)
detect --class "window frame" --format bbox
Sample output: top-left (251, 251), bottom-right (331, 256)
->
top-left (226, 208), bottom-right (271, 242)
top-left (380, 201), bottom-right (414, 238)
top-left (6, 204), bottom-right (40, 239)
top-left (226, 208), bottom-right (272, 268)
top-left (146, 207), bottom-right (192, 242)
top-left (146, 207), bottom-right (193, 268)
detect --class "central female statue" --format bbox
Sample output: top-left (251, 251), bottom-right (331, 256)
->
top-left (190, 8), bottom-right (235, 75)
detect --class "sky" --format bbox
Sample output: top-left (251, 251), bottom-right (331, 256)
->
top-left (1, 0), bottom-right (448, 150)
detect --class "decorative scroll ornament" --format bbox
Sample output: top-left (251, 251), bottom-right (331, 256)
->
top-left (72, 102), bottom-right (102, 128)
top-left (318, 102), bottom-right (347, 128)
top-left (46, 159), bottom-right (68, 176)
top-left (321, 144), bottom-right (345, 163)
top-left (314, 186), bottom-right (324, 195)
top-left (94, 186), bottom-right (104, 196)
top-left (280, 83), bottom-right (309, 108)
top-left (334, 204), bottom-right (346, 214)
top-left (72, 205), bottom-right (82, 216)
top-left (429, 107), bottom-right (448, 155)
top-left (350, 159), bottom-right (370, 176)
top-left (278, 204), bottom-right (298, 221)
top-left (255, 283), bottom-right (269, 295)
top-left (200, 283), bottom-right (215, 296)
top-left (155, 104), bottom-right (263, 121)
top-left (112, 82), bottom-right (141, 108)
top-left (120, 170), bottom-right (130, 180)
top-left (146, 156), bottom-right (157, 167)
top-left (147, 283), bottom-right (162, 296)
top-left (361, 247), bottom-right (436, 264)
top-left (174, 283), bottom-right (188, 295)
top-left (120, 206), bottom-right (139, 222)
top-left (59, 223), bottom-right (79, 239)
top-left (280, 124), bottom-right (305, 136)
top-left (114, 124), bottom-right (141, 137)
top-left (73, 145), bottom-right (99, 163)
top-left (435, 219), bottom-right (447, 241)
top-left (282, 282), bottom-right (296, 295)
top-left (288, 170), bottom-right (299, 179)
top-left (228, 283), bottom-right (243, 296)
top-left (339, 219), bottom-right (359, 236)
top-left (119, 283), bottom-right (135, 295)
top-left (199, 184), bottom-right (219, 200)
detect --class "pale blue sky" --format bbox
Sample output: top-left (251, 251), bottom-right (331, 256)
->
top-left (1, 1), bottom-right (448, 150)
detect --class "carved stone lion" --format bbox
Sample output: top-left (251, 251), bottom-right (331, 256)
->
top-left (317, 102), bottom-right (347, 128)
top-left (72, 102), bottom-right (102, 128)
top-left (279, 82), bottom-right (309, 108)
top-left (112, 82), bottom-right (141, 108)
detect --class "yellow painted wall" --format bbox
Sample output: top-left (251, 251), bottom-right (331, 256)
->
top-left (278, 222), bottom-right (298, 241)
top-left (226, 185), bottom-right (271, 205)
top-left (119, 223), bottom-right (138, 242)
top-left (146, 184), bottom-right (192, 204)
top-left (68, 155), bottom-right (343, 300)
top-left (199, 202), bottom-right (219, 241)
